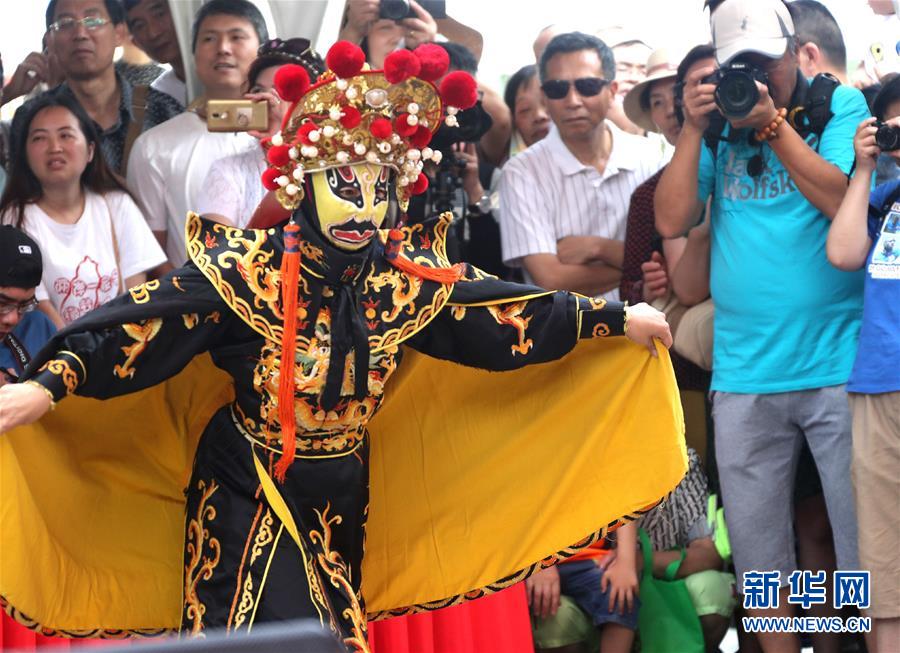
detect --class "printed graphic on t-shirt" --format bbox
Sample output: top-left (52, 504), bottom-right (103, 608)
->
top-left (869, 203), bottom-right (900, 279)
top-left (53, 255), bottom-right (118, 323)
top-left (718, 142), bottom-right (807, 202)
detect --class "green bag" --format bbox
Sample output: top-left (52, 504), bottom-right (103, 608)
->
top-left (636, 528), bottom-right (705, 653)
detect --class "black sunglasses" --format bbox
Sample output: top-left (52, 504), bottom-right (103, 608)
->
top-left (541, 77), bottom-right (609, 100)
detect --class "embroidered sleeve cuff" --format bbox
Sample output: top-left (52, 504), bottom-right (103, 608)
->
top-left (29, 351), bottom-right (86, 402)
top-left (575, 297), bottom-right (626, 339)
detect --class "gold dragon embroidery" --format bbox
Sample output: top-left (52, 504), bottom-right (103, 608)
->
top-left (217, 227), bottom-right (281, 315)
top-left (310, 503), bottom-right (370, 653)
top-left (113, 319), bottom-right (163, 379)
top-left (184, 480), bottom-right (221, 637)
top-left (487, 302), bottom-right (534, 355)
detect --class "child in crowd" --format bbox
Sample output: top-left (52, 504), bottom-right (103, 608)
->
top-left (826, 74), bottom-right (900, 653)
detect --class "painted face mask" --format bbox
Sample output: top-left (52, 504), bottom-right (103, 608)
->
top-left (310, 163), bottom-right (390, 250)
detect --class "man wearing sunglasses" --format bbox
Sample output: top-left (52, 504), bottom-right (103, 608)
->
top-left (500, 31), bottom-right (666, 302)
top-left (0, 227), bottom-right (56, 388)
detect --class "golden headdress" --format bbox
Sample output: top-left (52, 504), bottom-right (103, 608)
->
top-left (261, 41), bottom-right (479, 211)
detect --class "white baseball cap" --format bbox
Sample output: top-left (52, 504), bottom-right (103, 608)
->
top-left (710, 0), bottom-right (795, 65)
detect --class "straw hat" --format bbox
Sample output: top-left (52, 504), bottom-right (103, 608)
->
top-left (623, 48), bottom-right (681, 133)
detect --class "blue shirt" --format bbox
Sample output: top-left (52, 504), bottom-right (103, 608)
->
top-left (697, 84), bottom-right (869, 393)
top-left (0, 311), bottom-right (57, 375)
top-left (847, 179), bottom-right (900, 394)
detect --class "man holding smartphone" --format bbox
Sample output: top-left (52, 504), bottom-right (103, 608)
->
top-left (126, 0), bottom-right (266, 268)
top-left (0, 227), bottom-right (56, 387)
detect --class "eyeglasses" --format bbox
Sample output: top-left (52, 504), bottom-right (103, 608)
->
top-left (49, 15), bottom-right (109, 34)
top-left (0, 298), bottom-right (38, 316)
top-left (541, 77), bottom-right (609, 100)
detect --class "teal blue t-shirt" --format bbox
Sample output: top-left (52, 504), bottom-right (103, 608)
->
top-left (697, 84), bottom-right (869, 393)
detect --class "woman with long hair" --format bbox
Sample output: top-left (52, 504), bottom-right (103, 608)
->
top-left (0, 92), bottom-right (165, 327)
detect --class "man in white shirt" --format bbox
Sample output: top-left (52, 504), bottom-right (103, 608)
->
top-left (127, 0), bottom-right (266, 267)
top-left (500, 31), bottom-right (664, 301)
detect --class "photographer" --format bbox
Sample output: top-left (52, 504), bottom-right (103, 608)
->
top-left (826, 76), bottom-right (900, 652)
top-left (654, 1), bottom-right (870, 649)
top-left (338, 0), bottom-right (483, 66)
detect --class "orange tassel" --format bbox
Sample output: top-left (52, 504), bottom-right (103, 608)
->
top-left (388, 254), bottom-right (465, 283)
top-left (384, 228), bottom-right (464, 283)
top-left (274, 221), bottom-right (301, 482)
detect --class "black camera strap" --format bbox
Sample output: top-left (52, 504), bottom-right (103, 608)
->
top-left (787, 71), bottom-right (839, 149)
top-left (3, 332), bottom-right (31, 374)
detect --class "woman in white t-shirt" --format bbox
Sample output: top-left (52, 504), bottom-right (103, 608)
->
top-left (0, 94), bottom-right (166, 327)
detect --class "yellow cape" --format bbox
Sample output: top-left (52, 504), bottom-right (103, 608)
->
top-left (1, 337), bottom-right (684, 636)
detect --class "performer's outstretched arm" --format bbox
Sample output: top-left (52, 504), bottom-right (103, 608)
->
top-left (406, 270), bottom-right (670, 370)
top-left (0, 266), bottom-right (233, 432)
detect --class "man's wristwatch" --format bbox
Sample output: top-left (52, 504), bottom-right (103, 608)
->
top-left (467, 193), bottom-right (492, 216)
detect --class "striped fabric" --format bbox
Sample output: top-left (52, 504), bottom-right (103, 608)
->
top-left (499, 122), bottom-right (666, 301)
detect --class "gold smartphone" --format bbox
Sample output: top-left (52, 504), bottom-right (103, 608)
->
top-left (207, 99), bottom-right (268, 132)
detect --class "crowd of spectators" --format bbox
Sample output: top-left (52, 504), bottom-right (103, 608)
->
top-left (0, 0), bottom-right (898, 652)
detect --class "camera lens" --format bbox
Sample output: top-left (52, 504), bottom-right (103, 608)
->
top-left (380, 0), bottom-right (410, 21)
top-left (875, 122), bottom-right (900, 152)
top-left (715, 70), bottom-right (759, 118)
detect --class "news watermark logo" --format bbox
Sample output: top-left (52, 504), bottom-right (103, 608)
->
top-left (741, 571), bottom-right (872, 634)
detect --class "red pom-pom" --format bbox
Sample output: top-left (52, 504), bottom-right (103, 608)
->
top-left (370, 117), bottom-right (393, 140)
top-left (339, 105), bottom-right (361, 129)
top-left (384, 49), bottom-right (421, 83)
top-left (414, 43), bottom-right (450, 82)
top-left (296, 122), bottom-right (319, 146)
top-left (440, 71), bottom-right (478, 109)
top-left (411, 125), bottom-right (432, 149)
top-left (273, 64), bottom-right (310, 102)
top-left (267, 144), bottom-right (291, 167)
top-left (393, 113), bottom-right (417, 137)
top-left (262, 167), bottom-right (282, 190)
top-left (411, 172), bottom-right (429, 195)
top-left (326, 41), bottom-right (366, 79)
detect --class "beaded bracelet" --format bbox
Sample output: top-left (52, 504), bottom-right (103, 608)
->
top-left (755, 108), bottom-right (788, 142)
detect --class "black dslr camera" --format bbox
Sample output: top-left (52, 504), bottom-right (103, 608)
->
top-left (874, 121), bottom-right (900, 152)
top-left (379, 0), bottom-right (446, 20)
top-left (703, 61), bottom-right (769, 119)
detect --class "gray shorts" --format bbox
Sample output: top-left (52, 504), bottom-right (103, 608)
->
top-left (711, 385), bottom-right (859, 593)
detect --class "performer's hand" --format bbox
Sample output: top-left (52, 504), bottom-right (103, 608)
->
top-left (525, 565), bottom-right (561, 619)
top-left (601, 555), bottom-right (639, 616)
top-left (624, 302), bottom-right (672, 356)
top-left (0, 383), bottom-right (52, 434)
